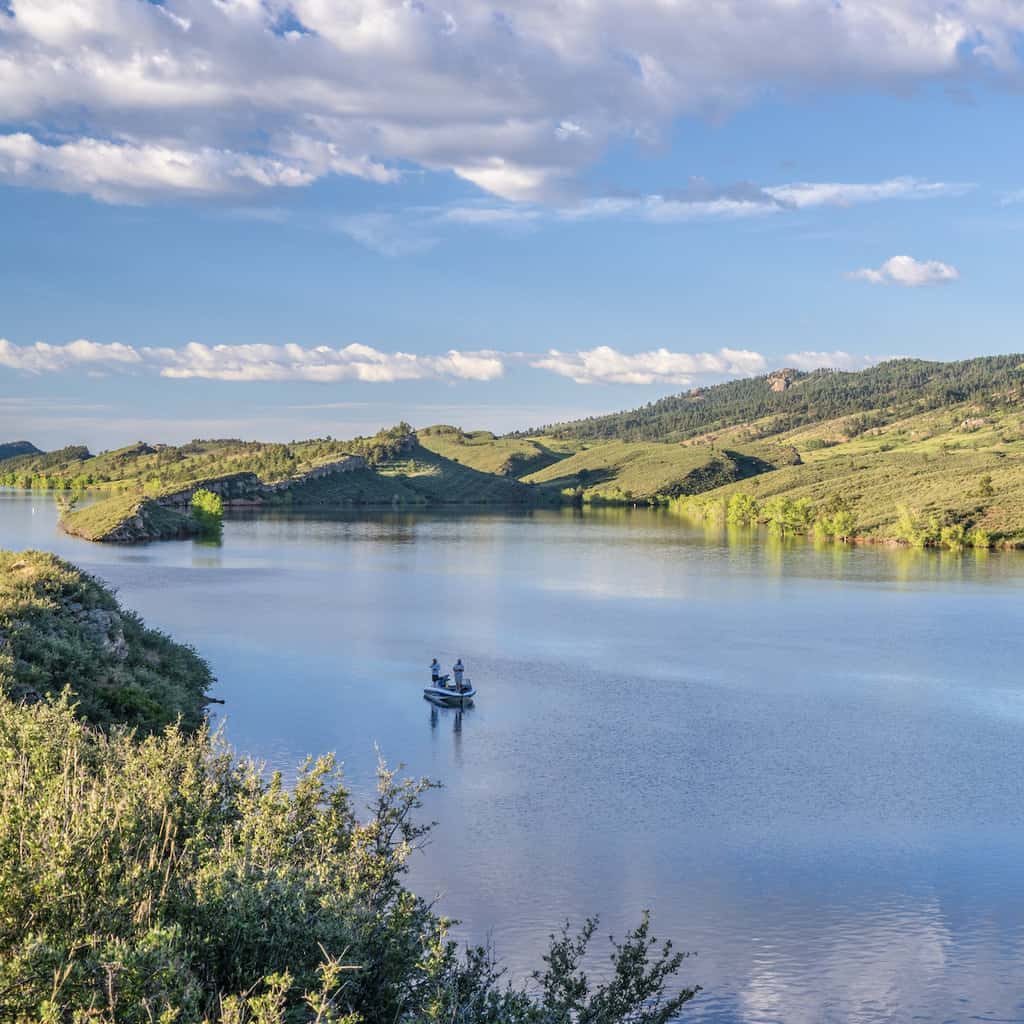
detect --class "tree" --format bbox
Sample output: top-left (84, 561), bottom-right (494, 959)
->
top-left (940, 523), bottom-right (966, 551)
top-left (191, 488), bottom-right (224, 539)
top-left (726, 492), bottom-right (759, 527)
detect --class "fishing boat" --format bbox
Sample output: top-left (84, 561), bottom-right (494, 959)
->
top-left (423, 676), bottom-right (476, 706)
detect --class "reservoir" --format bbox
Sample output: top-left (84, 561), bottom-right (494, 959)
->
top-left (3, 490), bottom-right (1024, 1023)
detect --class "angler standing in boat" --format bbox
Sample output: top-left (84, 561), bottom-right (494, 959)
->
top-left (423, 658), bottom-right (476, 706)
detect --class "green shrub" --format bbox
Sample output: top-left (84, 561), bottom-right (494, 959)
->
top-left (0, 697), bottom-right (698, 1024)
top-left (726, 492), bottom-right (759, 527)
top-left (191, 489), bottom-right (225, 538)
top-left (894, 505), bottom-right (941, 548)
top-left (827, 509), bottom-right (857, 541)
top-left (940, 523), bottom-right (966, 551)
top-left (969, 527), bottom-right (992, 549)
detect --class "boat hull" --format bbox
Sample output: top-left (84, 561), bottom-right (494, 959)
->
top-left (423, 685), bottom-right (476, 706)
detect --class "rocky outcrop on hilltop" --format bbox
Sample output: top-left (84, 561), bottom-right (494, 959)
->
top-left (768, 368), bottom-right (799, 393)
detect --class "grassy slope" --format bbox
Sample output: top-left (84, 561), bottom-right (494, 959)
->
top-left (0, 549), bottom-right (212, 730)
top-left (61, 493), bottom-right (193, 541)
top-left (692, 402), bottom-right (1024, 540)
top-left (519, 440), bottom-right (743, 501)
top-left (417, 427), bottom-right (569, 477)
top-left (277, 467), bottom-right (428, 506)
top-left (376, 441), bottom-right (535, 503)
top-left (418, 428), bottom-right (768, 504)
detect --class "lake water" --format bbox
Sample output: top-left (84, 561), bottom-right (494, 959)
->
top-left (4, 489), bottom-right (1024, 1023)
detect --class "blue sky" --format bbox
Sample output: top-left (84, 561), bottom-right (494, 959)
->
top-left (2, 0), bottom-right (1023, 449)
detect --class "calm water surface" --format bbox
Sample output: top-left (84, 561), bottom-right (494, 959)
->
top-left (3, 491), bottom-right (1024, 1023)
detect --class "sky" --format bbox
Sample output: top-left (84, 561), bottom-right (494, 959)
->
top-left (2, 0), bottom-right (1024, 450)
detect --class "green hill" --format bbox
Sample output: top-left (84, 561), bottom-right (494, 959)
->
top-left (15, 355), bottom-right (1024, 546)
top-left (0, 549), bottom-right (212, 730)
top-left (520, 440), bottom-right (740, 502)
top-left (374, 439), bottom-right (535, 503)
top-left (529, 355), bottom-right (1024, 443)
top-left (506, 354), bottom-right (1024, 546)
top-left (417, 425), bottom-right (568, 477)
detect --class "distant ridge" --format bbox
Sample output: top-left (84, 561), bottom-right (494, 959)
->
top-left (0, 441), bottom-right (41, 461)
top-left (522, 355), bottom-right (1024, 443)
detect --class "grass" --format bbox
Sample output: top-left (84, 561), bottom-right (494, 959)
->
top-left (275, 466), bottom-right (428, 506)
top-left (376, 441), bottom-right (535, 503)
top-left (0, 549), bottom-right (212, 730)
top-left (417, 426), bottom-right (568, 477)
top-left (519, 439), bottom-right (743, 502)
top-left (61, 492), bottom-right (193, 542)
top-left (686, 401), bottom-right (1024, 542)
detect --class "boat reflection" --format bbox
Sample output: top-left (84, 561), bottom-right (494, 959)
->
top-left (429, 704), bottom-right (466, 734)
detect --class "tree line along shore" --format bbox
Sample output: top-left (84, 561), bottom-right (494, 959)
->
top-left (5, 354), bottom-right (1024, 547)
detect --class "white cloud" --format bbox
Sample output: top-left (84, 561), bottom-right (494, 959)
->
top-left (848, 255), bottom-right (960, 286)
top-left (334, 174), bottom-right (965, 254)
top-left (765, 177), bottom-right (971, 209)
top-left (559, 178), bottom-right (967, 224)
top-left (0, 337), bottom-right (505, 382)
top-left (441, 205), bottom-right (542, 226)
top-left (0, 338), bottom-right (141, 372)
top-left (531, 346), bottom-right (766, 385)
top-left (0, 133), bottom-right (319, 203)
top-left (142, 342), bottom-right (505, 382)
top-left (0, 1), bottom-right (1020, 202)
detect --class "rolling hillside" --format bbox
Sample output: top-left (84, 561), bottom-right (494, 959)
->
top-left (528, 355), bottom-right (1024, 443)
top-left (11, 354), bottom-right (1024, 545)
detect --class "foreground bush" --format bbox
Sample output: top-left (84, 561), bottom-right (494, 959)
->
top-left (0, 696), bottom-right (698, 1023)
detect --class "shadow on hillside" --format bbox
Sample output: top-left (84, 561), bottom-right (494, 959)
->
top-left (725, 449), bottom-right (778, 480)
top-left (528, 466), bottom-right (618, 493)
top-left (386, 443), bottom-right (535, 503)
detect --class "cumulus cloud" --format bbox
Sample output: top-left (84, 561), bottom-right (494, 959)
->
top-left (0, 338), bottom-right (505, 382)
top-left (531, 346), bottom-right (766, 385)
top-left (848, 255), bottom-right (960, 287)
top-left (0, 132), bottom-right (396, 203)
top-left (0, 0), bottom-right (1020, 202)
top-left (0, 338), bottom-right (141, 372)
top-left (142, 342), bottom-right (505, 382)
